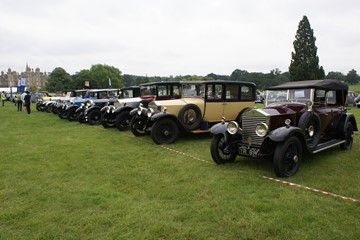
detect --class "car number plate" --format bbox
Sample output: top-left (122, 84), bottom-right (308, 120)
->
top-left (238, 145), bottom-right (260, 157)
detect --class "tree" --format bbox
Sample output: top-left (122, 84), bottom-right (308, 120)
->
top-left (326, 71), bottom-right (346, 81)
top-left (345, 69), bottom-right (360, 85)
top-left (289, 16), bottom-right (325, 81)
top-left (45, 67), bottom-right (72, 92)
top-left (88, 64), bottom-right (123, 89)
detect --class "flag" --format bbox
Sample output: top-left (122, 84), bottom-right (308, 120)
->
top-left (109, 78), bottom-right (112, 87)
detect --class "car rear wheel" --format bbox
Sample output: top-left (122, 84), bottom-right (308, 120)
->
top-left (273, 136), bottom-right (302, 177)
top-left (115, 110), bottom-right (131, 131)
top-left (340, 121), bottom-right (354, 150)
top-left (211, 134), bottom-right (237, 164)
top-left (151, 118), bottom-right (179, 144)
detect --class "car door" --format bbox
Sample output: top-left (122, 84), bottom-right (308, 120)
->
top-left (203, 83), bottom-right (225, 122)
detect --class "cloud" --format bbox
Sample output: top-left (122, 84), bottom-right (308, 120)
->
top-left (1, 0), bottom-right (360, 76)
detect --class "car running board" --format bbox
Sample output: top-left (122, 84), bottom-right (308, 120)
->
top-left (311, 139), bottom-right (346, 154)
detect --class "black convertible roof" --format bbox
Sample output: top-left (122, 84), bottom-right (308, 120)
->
top-left (266, 79), bottom-right (348, 91)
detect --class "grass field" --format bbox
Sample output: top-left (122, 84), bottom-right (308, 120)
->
top-left (1, 101), bottom-right (359, 239)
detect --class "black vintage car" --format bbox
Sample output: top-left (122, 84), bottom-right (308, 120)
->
top-left (101, 82), bottom-right (181, 130)
top-left (210, 79), bottom-right (358, 177)
top-left (100, 86), bottom-right (140, 128)
top-left (74, 89), bottom-right (120, 124)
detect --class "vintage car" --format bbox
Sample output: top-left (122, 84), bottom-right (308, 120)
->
top-left (130, 80), bottom-right (256, 144)
top-left (210, 79), bottom-right (358, 177)
top-left (76, 89), bottom-right (121, 124)
top-left (65, 89), bottom-right (117, 122)
top-left (346, 91), bottom-right (357, 107)
top-left (57, 89), bottom-right (88, 119)
top-left (101, 82), bottom-right (181, 130)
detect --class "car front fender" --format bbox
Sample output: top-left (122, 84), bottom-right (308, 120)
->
top-left (210, 121), bottom-right (228, 136)
top-left (267, 126), bottom-right (305, 142)
top-left (114, 106), bottom-right (133, 115)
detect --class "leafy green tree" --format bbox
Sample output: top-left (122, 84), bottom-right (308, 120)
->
top-left (71, 69), bottom-right (92, 89)
top-left (326, 71), bottom-right (346, 81)
top-left (289, 16), bottom-right (325, 81)
top-left (88, 64), bottom-right (123, 89)
top-left (45, 67), bottom-right (72, 92)
top-left (345, 69), bottom-right (360, 84)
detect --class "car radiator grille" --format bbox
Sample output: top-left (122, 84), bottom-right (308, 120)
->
top-left (242, 115), bottom-right (266, 146)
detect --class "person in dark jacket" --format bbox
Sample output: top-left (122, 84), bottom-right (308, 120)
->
top-left (24, 91), bottom-right (31, 114)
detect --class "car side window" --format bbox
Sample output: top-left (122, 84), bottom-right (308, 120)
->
top-left (240, 85), bottom-right (255, 101)
top-left (225, 84), bottom-right (239, 100)
top-left (326, 90), bottom-right (336, 105)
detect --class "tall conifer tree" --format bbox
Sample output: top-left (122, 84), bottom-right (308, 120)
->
top-left (289, 16), bottom-right (325, 81)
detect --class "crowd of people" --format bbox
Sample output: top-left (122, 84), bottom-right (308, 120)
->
top-left (1, 91), bottom-right (31, 114)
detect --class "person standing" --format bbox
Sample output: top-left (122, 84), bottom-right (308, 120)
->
top-left (16, 93), bottom-right (23, 111)
top-left (1, 91), bottom-right (6, 107)
top-left (24, 91), bottom-right (31, 114)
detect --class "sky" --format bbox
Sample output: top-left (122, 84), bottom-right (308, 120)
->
top-left (0, 0), bottom-right (359, 77)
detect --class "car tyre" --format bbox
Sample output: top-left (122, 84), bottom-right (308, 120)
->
top-left (178, 104), bottom-right (202, 131)
top-left (130, 115), bottom-right (148, 136)
top-left (101, 114), bottom-right (114, 128)
top-left (67, 108), bottom-right (77, 121)
top-left (115, 110), bottom-right (131, 131)
top-left (88, 110), bottom-right (101, 125)
top-left (151, 118), bottom-right (179, 144)
top-left (273, 136), bottom-right (302, 177)
top-left (340, 121), bottom-right (354, 150)
top-left (298, 111), bottom-right (321, 151)
top-left (211, 134), bottom-right (237, 164)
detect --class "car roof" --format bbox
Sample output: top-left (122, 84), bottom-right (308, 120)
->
top-left (181, 80), bottom-right (256, 87)
top-left (139, 81), bottom-right (180, 86)
top-left (266, 79), bottom-right (348, 91)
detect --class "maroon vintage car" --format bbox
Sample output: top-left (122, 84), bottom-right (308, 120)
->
top-left (210, 79), bottom-right (358, 177)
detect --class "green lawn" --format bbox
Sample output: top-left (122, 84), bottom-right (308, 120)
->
top-left (0, 102), bottom-right (359, 239)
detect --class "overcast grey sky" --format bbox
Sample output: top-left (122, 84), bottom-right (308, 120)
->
top-left (0, 0), bottom-right (359, 76)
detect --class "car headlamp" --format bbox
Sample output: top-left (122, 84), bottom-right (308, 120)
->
top-left (227, 121), bottom-right (240, 135)
top-left (255, 123), bottom-right (268, 137)
top-left (146, 108), bottom-right (154, 118)
top-left (137, 106), bottom-right (143, 115)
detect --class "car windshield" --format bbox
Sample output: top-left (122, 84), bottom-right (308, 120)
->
top-left (181, 83), bottom-right (205, 98)
top-left (266, 89), bottom-right (311, 106)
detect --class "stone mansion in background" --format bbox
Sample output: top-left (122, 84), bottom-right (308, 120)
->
top-left (0, 64), bottom-right (48, 90)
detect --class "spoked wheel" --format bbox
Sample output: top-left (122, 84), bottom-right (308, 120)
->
top-left (273, 136), bottom-right (302, 177)
top-left (210, 134), bottom-right (237, 164)
top-left (151, 118), bottom-right (179, 144)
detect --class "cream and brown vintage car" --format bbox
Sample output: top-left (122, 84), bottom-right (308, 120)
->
top-left (130, 80), bottom-right (256, 144)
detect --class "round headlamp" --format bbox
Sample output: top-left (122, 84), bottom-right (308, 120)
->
top-left (137, 106), bottom-right (143, 115)
top-left (227, 121), bottom-right (239, 135)
top-left (146, 108), bottom-right (154, 118)
top-left (255, 123), bottom-right (269, 137)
